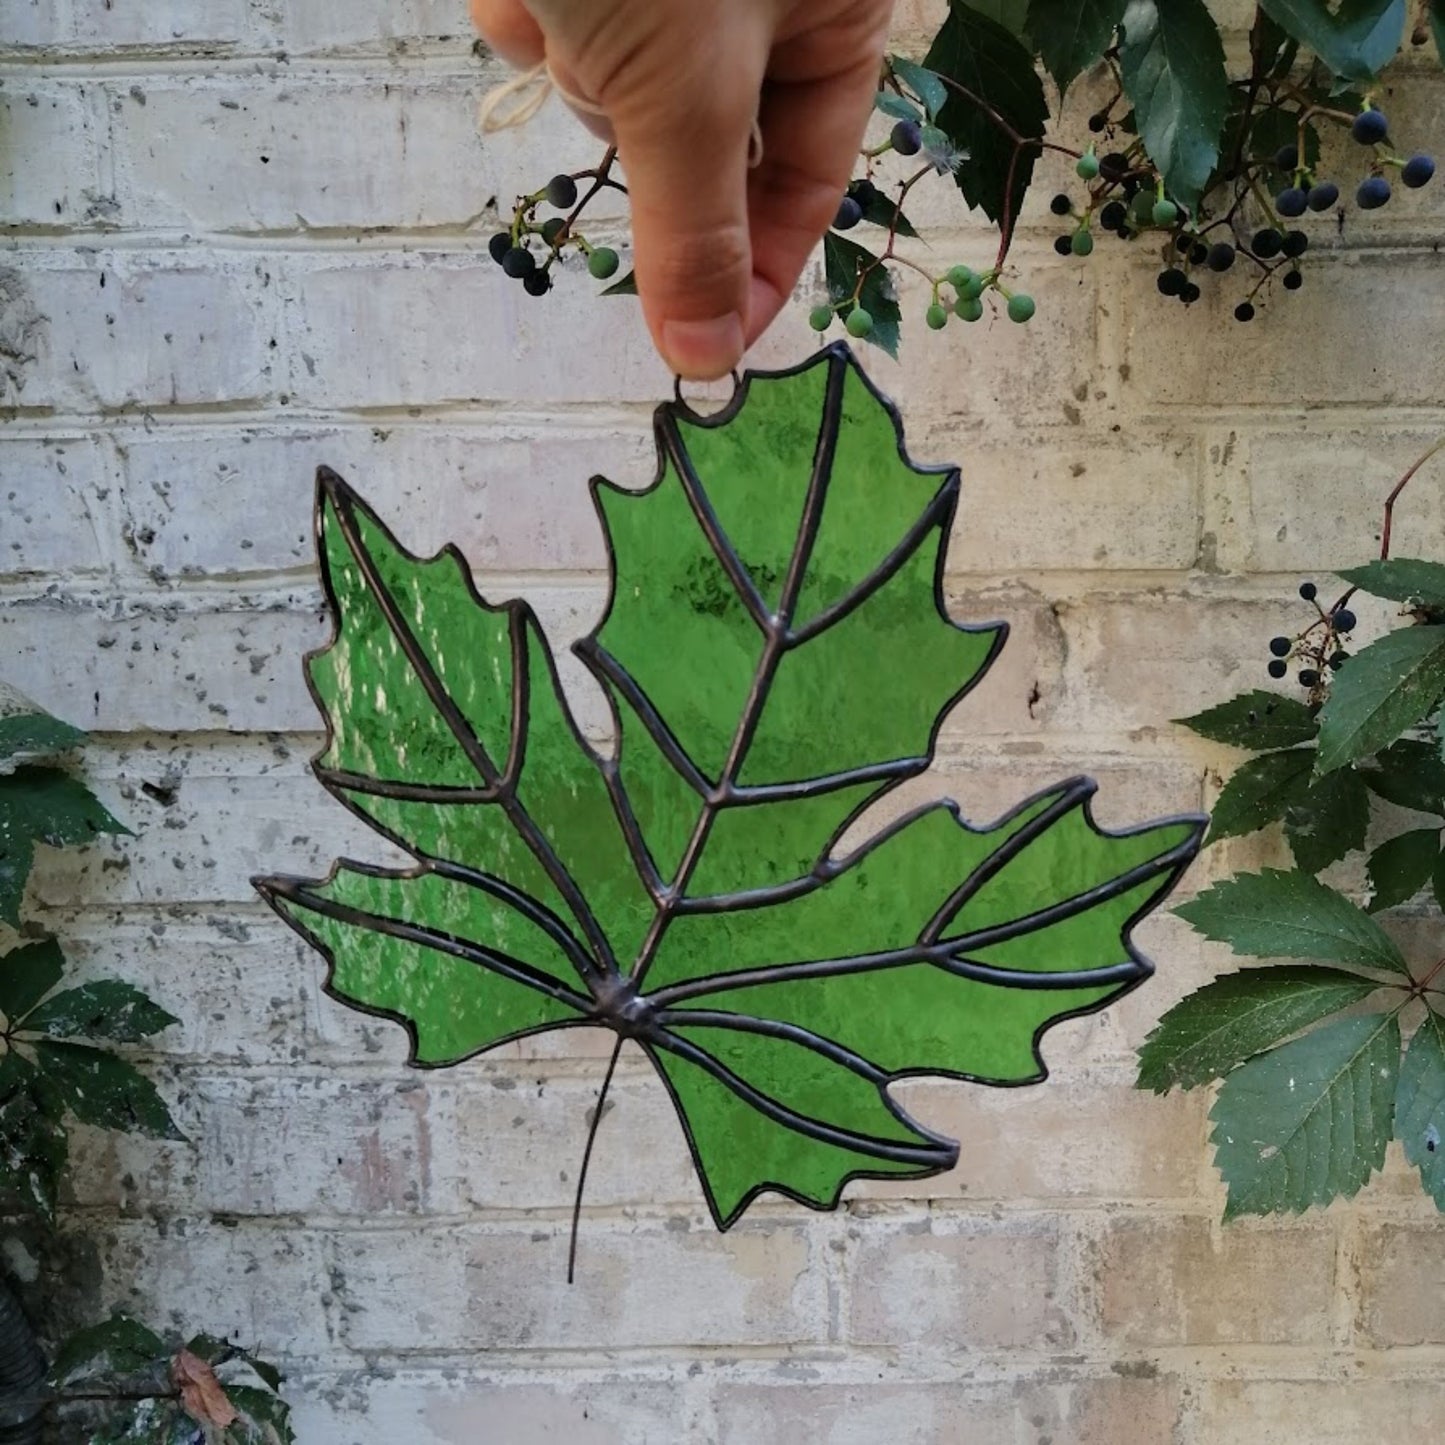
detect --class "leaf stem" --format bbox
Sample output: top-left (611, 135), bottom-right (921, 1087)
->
top-left (568, 1034), bottom-right (623, 1284)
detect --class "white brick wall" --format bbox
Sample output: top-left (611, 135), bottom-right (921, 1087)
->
top-left (5, 5), bottom-right (1445, 1442)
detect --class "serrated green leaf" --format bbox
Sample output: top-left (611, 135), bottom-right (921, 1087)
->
top-left (925, 5), bottom-right (1049, 224)
top-left (1137, 965), bottom-right (1381, 1093)
top-left (226, 1384), bottom-right (295, 1444)
top-left (965, 0), bottom-right (1030, 35)
top-left (1257, 0), bottom-right (1406, 78)
top-left (1177, 690), bottom-right (1318, 751)
top-left (1027, 0), bottom-right (1127, 92)
top-left (1210, 1010), bottom-right (1399, 1216)
top-left (1316, 626), bottom-right (1445, 774)
top-left (1396, 1009), bottom-right (1445, 1210)
top-left (1177, 868), bottom-right (1408, 975)
top-left (1250, 8), bottom-right (1300, 77)
top-left (24, 982), bottom-right (179, 1043)
top-left (1284, 764), bottom-right (1370, 873)
top-left (854, 188), bottom-right (919, 238)
top-left (0, 939), bottom-right (64, 1022)
top-left (0, 710), bottom-right (85, 763)
top-left (49, 1313), bottom-right (169, 1386)
top-left (34, 1041), bottom-right (183, 1139)
top-left (1366, 828), bottom-right (1442, 911)
top-left (1337, 557), bottom-right (1445, 606)
top-left (823, 234), bottom-right (901, 357)
top-left (600, 269), bottom-right (636, 297)
top-left (257, 346), bottom-right (1204, 1230)
top-left (1206, 748), bottom-right (1313, 843)
top-left (888, 56), bottom-right (948, 120)
top-left (876, 91), bottom-right (923, 123)
top-left (1359, 738), bottom-right (1445, 815)
top-left (0, 1052), bottom-right (67, 1219)
top-left (1118, 0), bottom-right (1231, 206)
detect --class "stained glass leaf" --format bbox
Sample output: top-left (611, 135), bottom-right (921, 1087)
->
top-left (257, 343), bottom-right (1203, 1230)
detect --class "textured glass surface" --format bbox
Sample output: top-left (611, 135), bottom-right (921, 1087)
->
top-left (257, 342), bottom-right (1204, 1230)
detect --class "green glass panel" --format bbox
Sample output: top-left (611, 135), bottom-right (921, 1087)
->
top-left (258, 348), bottom-right (1204, 1235)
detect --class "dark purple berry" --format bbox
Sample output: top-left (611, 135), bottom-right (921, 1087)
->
top-left (545, 174), bottom-right (579, 209)
top-left (1157, 267), bottom-right (1186, 297)
top-left (1268, 658), bottom-right (1289, 679)
top-left (1357, 174), bottom-right (1392, 209)
top-left (1189, 241), bottom-right (1210, 265)
top-left (489, 231), bottom-right (513, 264)
top-left (1099, 200), bottom-right (1127, 230)
top-left (1298, 669), bottom-right (1320, 688)
top-left (1252, 228), bottom-right (1283, 258)
top-left (849, 178), bottom-right (880, 209)
top-left (1207, 242), bottom-right (1236, 272)
top-left (1333, 607), bottom-right (1357, 632)
top-left (501, 246), bottom-right (535, 278)
top-left (1235, 300), bottom-right (1256, 322)
top-left (1099, 152), bottom-right (1129, 182)
top-left (1269, 636), bottom-right (1291, 657)
top-left (1283, 270), bottom-right (1303, 290)
top-left (1088, 113), bottom-right (1107, 133)
top-left (1308, 180), bottom-right (1340, 211)
top-left (1329, 651), bottom-right (1349, 669)
top-left (891, 120), bottom-right (923, 156)
top-left (1051, 193), bottom-right (1073, 216)
top-left (1276, 186), bottom-right (1309, 218)
top-left (523, 269), bottom-right (552, 296)
top-left (1181, 282), bottom-right (1201, 303)
top-left (1299, 580), bottom-right (1318, 601)
top-left (1274, 143), bottom-right (1299, 172)
top-left (540, 216), bottom-right (567, 244)
top-left (834, 195), bottom-right (863, 230)
top-left (1054, 234), bottom-right (1074, 255)
top-left (1281, 230), bottom-right (1309, 258)
top-left (1352, 108), bottom-right (1389, 145)
top-left (1402, 154), bottom-right (1436, 188)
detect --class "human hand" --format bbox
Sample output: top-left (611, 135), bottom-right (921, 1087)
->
top-left (471, 0), bottom-right (895, 379)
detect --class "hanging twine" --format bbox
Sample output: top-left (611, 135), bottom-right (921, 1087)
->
top-left (479, 60), bottom-right (765, 168)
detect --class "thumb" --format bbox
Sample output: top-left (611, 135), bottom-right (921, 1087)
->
top-left (604, 52), bottom-right (766, 380)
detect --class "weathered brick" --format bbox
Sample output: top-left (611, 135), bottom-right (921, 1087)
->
top-left (332, 1221), bottom-right (826, 1350)
top-left (276, 0), bottom-right (474, 53)
top-left (1094, 1214), bottom-right (1336, 1345)
top-left (1196, 1379), bottom-right (1445, 1445)
top-left (1356, 1219), bottom-right (1445, 1346)
top-left (0, 84), bottom-right (101, 226)
top-left (848, 1217), bottom-right (1072, 1350)
top-left (1064, 1373), bottom-right (1186, 1445)
top-left (0, 435), bottom-right (109, 575)
top-left (0, 0), bottom-right (256, 50)
top-left (114, 422), bottom-right (649, 577)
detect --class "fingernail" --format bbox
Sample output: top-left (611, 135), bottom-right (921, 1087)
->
top-left (662, 313), bottom-right (745, 380)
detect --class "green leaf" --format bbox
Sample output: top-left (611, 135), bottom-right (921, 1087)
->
top-left (1396, 1009), bottom-right (1445, 1210)
top-left (1177, 690), bottom-right (1318, 751)
top-left (24, 982), bottom-right (179, 1042)
top-left (854, 188), bottom-right (919, 238)
top-left (1257, 0), bottom-right (1406, 78)
top-left (0, 1052), bottom-right (68, 1218)
top-left (925, 4), bottom-right (1050, 224)
top-left (888, 56), bottom-right (948, 120)
top-left (1027, 0), bottom-right (1127, 92)
top-left (49, 1313), bottom-right (169, 1386)
top-left (1118, 0), bottom-right (1231, 206)
top-left (1435, 846), bottom-right (1445, 909)
top-left (1250, 7), bottom-right (1301, 77)
top-left (823, 233), bottom-right (901, 357)
top-left (1366, 828), bottom-right (1442, 911)
top-left (600, 270), bottom-right (637, 297)
top-left (965, 0), bottom-right (1030, 35)
top-left (1210, 1010), bottom-right (1399, 1216)
top-left (1337, 557), bottom-right (1445, 606)
top-left (0, 711), bottom-right (85, 763)
top-left (0, 938), bottom-right (64, 1022)
top-left (1432, 0), bottom-right (1445, 64)
top-left (876, 91), bottom-right (923, 123)
top-left (33, 1041), bottom-right (184, 1139)
top-left (1137, 965), bottom-right (1382, 1093)
top-left (1283, 764), bottom-right (1370, 873)
top-left (1316, 626), bottom-right (1445, 774)
top-left (1177, 868), bottom-right (1408, 975)
top-left (1206, 748), bottom-right (1313, 843)
top-left (226, 1384), bottom-right (295, 1444)
top-left (1359, 738), bottom-right (1445, 815)
top-left (257, 347), bottom-right (1204, 1230)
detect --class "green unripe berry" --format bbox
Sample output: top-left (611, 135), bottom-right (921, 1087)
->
top-left (954, 296), bottom-right (984, 323)
top-left (1007, 293), bottom-right (1036, 324)
top-left (946, 264), bottom-right (975, 289)
top-left (845, 307), bottom-right (874, 338)
top-left (925, 302), bottom-right (948, 330)
top-left (1151, 198), bottom-right (1178, 227)
top-left (1075, 150), bottom-right (1100, 180)
top-left (958, 274), bottom-right (985, 302)
top-left (587, 247), bottom-right (620, 280)
top-left (808, 304), bottom-right (834, 332)
top-left (1070, 229), bottom-right (1094, 257)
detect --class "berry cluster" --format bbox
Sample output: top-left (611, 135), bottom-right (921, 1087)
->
top-left (491, 169), bottom-right (623, 299)
top-left (1264, 579), bottom-right (1357, 699)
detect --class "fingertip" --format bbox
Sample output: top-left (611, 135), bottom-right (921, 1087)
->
top-left (661, 313), bottom-right (746, 381)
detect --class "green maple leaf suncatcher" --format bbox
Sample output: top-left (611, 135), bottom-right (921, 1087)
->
top-left (256, 343), bottom-right (1203, 1267)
